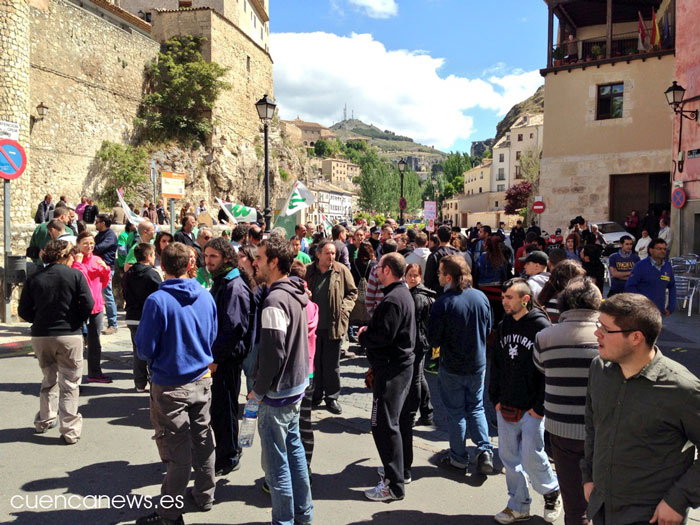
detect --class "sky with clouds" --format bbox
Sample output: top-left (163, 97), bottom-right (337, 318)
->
top-left (269, 0), bottom-right (548, 153)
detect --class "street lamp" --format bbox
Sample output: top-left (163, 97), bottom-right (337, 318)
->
top-left (665, 81), bottom-right (698, 120)
top-left (398, 158), bottom-right (407, 225)
top-left (255, 93), bottom-right (276, 232)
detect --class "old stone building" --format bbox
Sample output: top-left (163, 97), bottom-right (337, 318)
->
top-left (0, 0), bottom-right (274, 229)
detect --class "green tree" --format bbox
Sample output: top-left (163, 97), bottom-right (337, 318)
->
top-left (95, 141), bottom-right (149, 206)
top-left (139, 35), bottom-right (230, 143)
top-left (314, 138), bottom-right (331, 158)
top-left (441, 151), bottom-right (471, 199)
top-left (358, 150), bottom-right (394, 214)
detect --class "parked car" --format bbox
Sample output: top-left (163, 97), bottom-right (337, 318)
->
top-left (592, 221), bottom-right (629, 256)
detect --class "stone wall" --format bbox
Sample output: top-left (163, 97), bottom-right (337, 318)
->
top-left (539, 148), bottom-right (672, 234)
top-left (0, 1), bottom-right (32, 241)
top-left (27, 0), bottom-right (160, 214)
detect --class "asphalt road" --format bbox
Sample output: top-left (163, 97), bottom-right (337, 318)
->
top-left (0, 309), bottom-right (698, 524)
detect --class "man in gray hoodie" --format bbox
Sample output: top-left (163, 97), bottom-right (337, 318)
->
top-left (252, 237), bottom-right (314, 525)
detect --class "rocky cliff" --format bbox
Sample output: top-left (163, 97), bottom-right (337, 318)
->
top-left (494, 85), bottom-right (544, 143)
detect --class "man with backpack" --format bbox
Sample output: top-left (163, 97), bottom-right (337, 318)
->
top-left (204, 237), bottom-right (256, 477)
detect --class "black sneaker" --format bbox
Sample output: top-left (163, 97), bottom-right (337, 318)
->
top-left (543, 489), bottom-right (562, 523)
top-left (413, 415), bottom-right (434, 427)
top-left (215, 456), bottom-right (241, 476)
top-left (135, 512), bottom-right (184, 525)
top-left (262, 480), bottom-right (271, 494)
top-left (438, 453), bottom-right (467, 473)
top-left (476, 451), bottom-right (494, 475)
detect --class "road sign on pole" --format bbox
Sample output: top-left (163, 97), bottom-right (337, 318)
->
top-left (399, 197), bottom-right (407, 211)
top-left (161, 171), bottom-right (185, 200)
top-left (672, 187), bottom-right (687, 209)
top-left (532, 200), bottom-right (546, 214)
top-left (0, 139), bottom-right (27, 180)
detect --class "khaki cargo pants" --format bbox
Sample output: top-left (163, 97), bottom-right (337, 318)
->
top-left (32, 335), bottom-right (83, 443)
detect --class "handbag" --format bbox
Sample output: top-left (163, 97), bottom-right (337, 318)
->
top-left (349, 263), bottom-right (371, 324)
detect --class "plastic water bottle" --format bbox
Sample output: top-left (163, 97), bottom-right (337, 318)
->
top-left (238, 398), bottom-right (259, 448)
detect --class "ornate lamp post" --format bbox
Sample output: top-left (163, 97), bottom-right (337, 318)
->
top-left (398, 158), bottom-right (407, 225)
top-left (255, 94), bottom-right (276, 232)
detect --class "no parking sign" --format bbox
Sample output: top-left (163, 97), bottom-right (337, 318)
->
top-left (0, 139), bottom-right (27, 180)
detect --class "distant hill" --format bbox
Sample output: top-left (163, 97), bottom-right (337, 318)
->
top-left (330, 119), bottom-right (447, 157)
top-left (494, 85), bottom-right (544, 143)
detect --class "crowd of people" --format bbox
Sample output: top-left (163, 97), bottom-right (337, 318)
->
top-left (16, 202), bottom-right (700, 525)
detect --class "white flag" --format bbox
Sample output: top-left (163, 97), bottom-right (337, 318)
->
top-left (280, 181), bottom-right (315, 216)
top-left (117, 188), bottom-right (144, 226)
top-left (216, 197), bottom-right (258, 224)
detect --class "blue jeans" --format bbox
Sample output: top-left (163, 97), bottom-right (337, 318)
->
top-left (258, 401), bottom-right (313, 525)
top-left (437, 368), bottom-right (493, 466)
top-left (496, 411), bottom-right (559, 513)
top-left (102, 267), bottom-right (117, 328)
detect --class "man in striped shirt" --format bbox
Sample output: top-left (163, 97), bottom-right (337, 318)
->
top-left (534, 277), bottom-right (601, 525)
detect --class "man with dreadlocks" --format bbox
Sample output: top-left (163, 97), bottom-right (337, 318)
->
top-left (489, 278), bottom-right (562, 524)
top-left (204, 237), bottom-right (257, 479)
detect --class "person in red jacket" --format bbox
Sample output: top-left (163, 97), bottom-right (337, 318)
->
top-left (72, 231), bottom-right (112, 383)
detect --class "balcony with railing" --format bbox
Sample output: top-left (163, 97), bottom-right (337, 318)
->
top-left (542, 0), bottom-right (674, 75)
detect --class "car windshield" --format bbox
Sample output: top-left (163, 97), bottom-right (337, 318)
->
top-left (596, 222), bottom-right (625, 234)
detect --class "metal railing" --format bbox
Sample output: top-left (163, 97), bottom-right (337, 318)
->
top-left (550, 27), bottom-right (675, 67)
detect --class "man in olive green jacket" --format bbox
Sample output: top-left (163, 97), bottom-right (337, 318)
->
top-left (305, 239), bottom-right (357, 414)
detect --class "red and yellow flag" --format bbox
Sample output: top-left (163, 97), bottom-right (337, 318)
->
top-left (651, 8), bottom-right (660, 47)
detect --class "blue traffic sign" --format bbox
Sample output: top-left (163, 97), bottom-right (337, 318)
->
top-left (672, 187), bottom-right (686, 209)
top-left (0, 139), bottom-right (27, 180)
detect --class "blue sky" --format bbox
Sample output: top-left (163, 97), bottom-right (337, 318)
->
top-left (269, 0), bottom-right (548, 152)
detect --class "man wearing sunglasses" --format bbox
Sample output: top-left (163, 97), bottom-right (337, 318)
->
top-left (583, 293), bottom-right (700, 525)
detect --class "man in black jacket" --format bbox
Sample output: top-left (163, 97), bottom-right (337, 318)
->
top-left (18, 240), bottom-right (94, 444)
top-left (122, 243), bottom-right (162, 392)
top-left (94, 214), bottom-right (119, 334)
top-left (359, 252), bottom-right (416, 502)
top-left (489, 278), bottom-right (561, 524)
top-left (205, 237), bottom-right (255, 476)
top-left (424, 225), bottom-right (458, 295)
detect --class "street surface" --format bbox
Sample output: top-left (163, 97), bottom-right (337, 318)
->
top-left (0, 311), bottom-right (699, 524)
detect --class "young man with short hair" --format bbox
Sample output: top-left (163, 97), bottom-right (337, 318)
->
top-left (607, 235), bottom-right (639, 298)
top-left (424, 225), bottom-right (459, 295)
top-left (359, 253), bottom-right (416, 502)
top-left (252, 237), bottom-right (314, 525)
top-left (122, 242), bottom-right (161, 392)
top-left (490, 278), bottom-right (561, 524)
top-left (584, 293), bottom-right (700, 524)
top-left (135, 242), bottom-right (217, 524)
top-left (521, 250), bottom-right (550, 298)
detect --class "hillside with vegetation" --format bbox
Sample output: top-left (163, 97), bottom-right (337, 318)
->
top-left (329, 119), bottom-right (447, 156)
top-left (494, 85), bottom-right (544, 143)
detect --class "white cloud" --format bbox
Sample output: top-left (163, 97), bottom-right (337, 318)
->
top-left (347, 0), bottom-right (398, 19)
top-left (271, 32), bottom-right (543, 150)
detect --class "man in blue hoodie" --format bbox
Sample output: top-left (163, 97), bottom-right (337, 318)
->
top-left (252, 237), bottom-right (313, 525)
top-left (135, 242), bottom-right (218, 525)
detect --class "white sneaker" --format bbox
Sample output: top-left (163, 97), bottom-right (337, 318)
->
top-left (543, 490), bottom-right (562, 523)
top-left (364, 479), bottom-right (401, 501)
top-left (494, 507), bottom-right (532, 524)
top-left (377, 466), bottom-right (411, 484)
